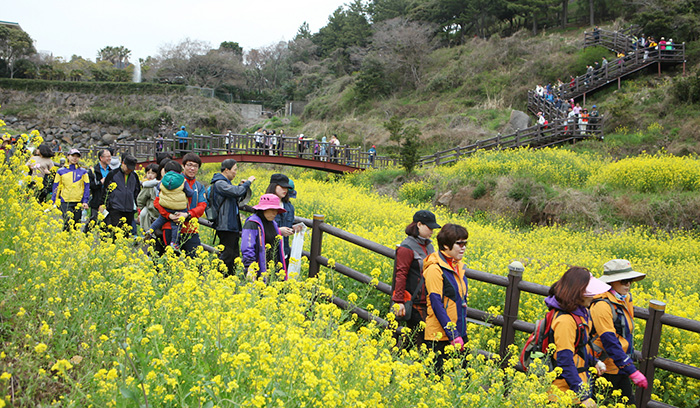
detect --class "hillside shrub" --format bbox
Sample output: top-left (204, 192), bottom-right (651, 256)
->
top-left (397, 180), bottom-right (435, 205)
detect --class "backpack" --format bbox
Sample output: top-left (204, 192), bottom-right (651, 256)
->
top-left (520, 309), bottom-right (585, 372)
top-left (589, 298), bottom-right (628, 360)
top-left (204, 182), bottom-right (219, 224)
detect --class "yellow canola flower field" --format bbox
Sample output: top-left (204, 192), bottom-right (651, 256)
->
top-left (0, 135), bottom-right (579, 406)
top-left (290, 167), bottom-right (700, 406)
top-left (426, 146), bottom-right (700, 193)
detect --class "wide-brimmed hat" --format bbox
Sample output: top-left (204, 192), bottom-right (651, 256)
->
top-left (269, 173), bottom-right (292, 189)
top-left (67, 148), bottom-right (81, 156)
top-left (413, 210), bottom-right (441, 229)
top-left (253, 193), bottom-right (286, 213)
top-left (599, 259), bottom-right (646, 283)
top-left (584, 273), bottom-right (611, 296)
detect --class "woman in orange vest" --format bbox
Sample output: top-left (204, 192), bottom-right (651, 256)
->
top-left (590, 259), bottom-right (648, 405)
top-left (546, 267), bottom-right (610, 406)
top-left (423, 223), bottom-right (469, 375)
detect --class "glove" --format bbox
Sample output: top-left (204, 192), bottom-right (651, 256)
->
top-left (450, 336), bottom-right (465, 351)
top-left (595, 360), bottom-right (606, 375)
top-left (581, 398), bottom-right (598, 408)
top-left (630, 370), bottom-right (648, 389)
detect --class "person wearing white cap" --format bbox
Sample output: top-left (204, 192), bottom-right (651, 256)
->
top-left (590, 259), bottom-right (648, 404)
top-left (240, 194), bottom-right (288, 281)
top-left (51, 148), bottom-right (90, 231)
top-left (545, 266), bottom-right (610, 406)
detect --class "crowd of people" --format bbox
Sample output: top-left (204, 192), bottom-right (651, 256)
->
top-left (534, 101), bottom-right (601, 137)
top-left (23, 136), bottom-right (650, 405)
top-left (391, 210), bottom-right (648, 406)
top-left (25, 145), bottom-right (302, 280)
top-left (160, 127), bottom-right (376, 165)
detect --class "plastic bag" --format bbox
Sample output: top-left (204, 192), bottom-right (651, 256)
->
top-left (287, 224), bottom-right (307, 279)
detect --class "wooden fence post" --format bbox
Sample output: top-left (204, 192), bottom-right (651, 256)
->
top-left (499, 261), bottom-right (524, 365)
top-left (636, 300), bottom-right (666, 407)
top-left (308, 214), bottom-right (325, 278)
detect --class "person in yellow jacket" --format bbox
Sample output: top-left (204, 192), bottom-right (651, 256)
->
top-left (546, 266), bottom-right (610, 407)
top-left (51, 148), bottom-right (89, 230)
top-left (590, 259), bottom-right (648, 405)
top-left (423, 223), bottom-right (469, 376)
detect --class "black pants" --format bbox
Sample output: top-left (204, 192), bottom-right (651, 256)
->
top-left (83, 206), bottom-right (101, 233)
top-left (600, 373), bottom-right (635, 405)
top-left (217, 230), bottom-right (240, 277)
top-left (426, 337), bottom-right (468, 376)
top-left (105, 210), bottom-right (135, 237)
top-left (395, 304), bottom-right (427, 351)
top-left (60, 201), bottom-right (82, 231)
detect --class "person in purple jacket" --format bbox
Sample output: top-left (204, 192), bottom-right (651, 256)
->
top-left (241, 194), bottom-right (288, 281)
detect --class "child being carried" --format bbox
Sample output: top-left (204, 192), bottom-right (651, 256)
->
top-left (150, 161), bottom-right (194, 250)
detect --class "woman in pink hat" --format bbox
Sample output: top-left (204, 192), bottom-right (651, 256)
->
top-left (240, 193), bottom-right (288, 281)
top-left (545, 266), bottom-right (610, 406)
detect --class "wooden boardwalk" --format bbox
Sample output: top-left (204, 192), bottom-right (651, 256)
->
top-left (528, 28), bottom-right (686, 119)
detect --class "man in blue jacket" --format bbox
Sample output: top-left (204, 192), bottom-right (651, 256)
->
top-left (103, 154), bottom-right (140, 237)
top-left (176, 125), bottom-right (189, 156)
top-left (209, 159), bottom-right (255, 276)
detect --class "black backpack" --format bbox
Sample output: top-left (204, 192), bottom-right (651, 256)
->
top-left (204, 182), bottom-right (219, 224)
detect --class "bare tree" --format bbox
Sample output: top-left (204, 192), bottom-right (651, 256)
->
top-left (244, 42), bottom-right (291, 92)
top-left (371, 17), bottom-right (436, 89)
top-left (153, 38), bottom-right (211, 83)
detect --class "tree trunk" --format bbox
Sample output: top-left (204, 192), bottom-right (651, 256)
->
top-left (532, 13), bottom-right (538, 36)
top-left (561, 0), bottom-right (568, 29)
top-left (589, 0), bottom-right (595, 27)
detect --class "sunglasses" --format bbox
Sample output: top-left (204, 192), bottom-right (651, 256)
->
top-left (454, 240), bottom-right (468, 248)
top-left (619, 279), bottom-right (633, 285)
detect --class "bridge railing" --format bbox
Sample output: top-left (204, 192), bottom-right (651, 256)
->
top-left (419, 115), bottom-right (603, 166)
top-left (292, 213), bottom-right (700, 408)
top-left (88, 132), bottom-right (398, 170)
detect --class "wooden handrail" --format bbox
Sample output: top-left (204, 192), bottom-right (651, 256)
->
top-left (283, 214), bottom-right (700, 408)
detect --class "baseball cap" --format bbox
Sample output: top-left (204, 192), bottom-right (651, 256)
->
top-left (67, 148), bottom-right (81, 156)
top-left (269, 173), bottom-right (292, 189)
top-left (122, 154), bottom-right (137, 171)
top-left (413, 210), bottom-right (441, 229)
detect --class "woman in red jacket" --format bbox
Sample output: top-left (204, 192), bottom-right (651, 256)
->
top-left (391, 210), bottom-right (441, 349)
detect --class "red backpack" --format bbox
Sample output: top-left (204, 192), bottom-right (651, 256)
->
top-left (520, 309), bottom-right (584, 372)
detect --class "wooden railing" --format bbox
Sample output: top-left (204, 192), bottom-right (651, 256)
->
top-left (419, 114), bottom-right (603, 166)
top-left (86, 133), bottom-right (397, 170)
top-left (527, 28), bottom-right (686, 115)
top-left (525, 27), bottom-right (686, 131)
top-left (292, 214), bottom-right (700, 408)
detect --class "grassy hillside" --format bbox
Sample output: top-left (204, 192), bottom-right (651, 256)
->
top-left (297, 25), bottom-right (700, 158)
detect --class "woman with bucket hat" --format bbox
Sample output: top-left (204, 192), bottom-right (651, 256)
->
top-left (546, 267), bottom-right (610, 406)
top-left (391, 210), bottom-right (440, 349)
top-left (241, 194), bottom-right (288, 281)
top-left (590, 259), bottom-right (648, 404)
